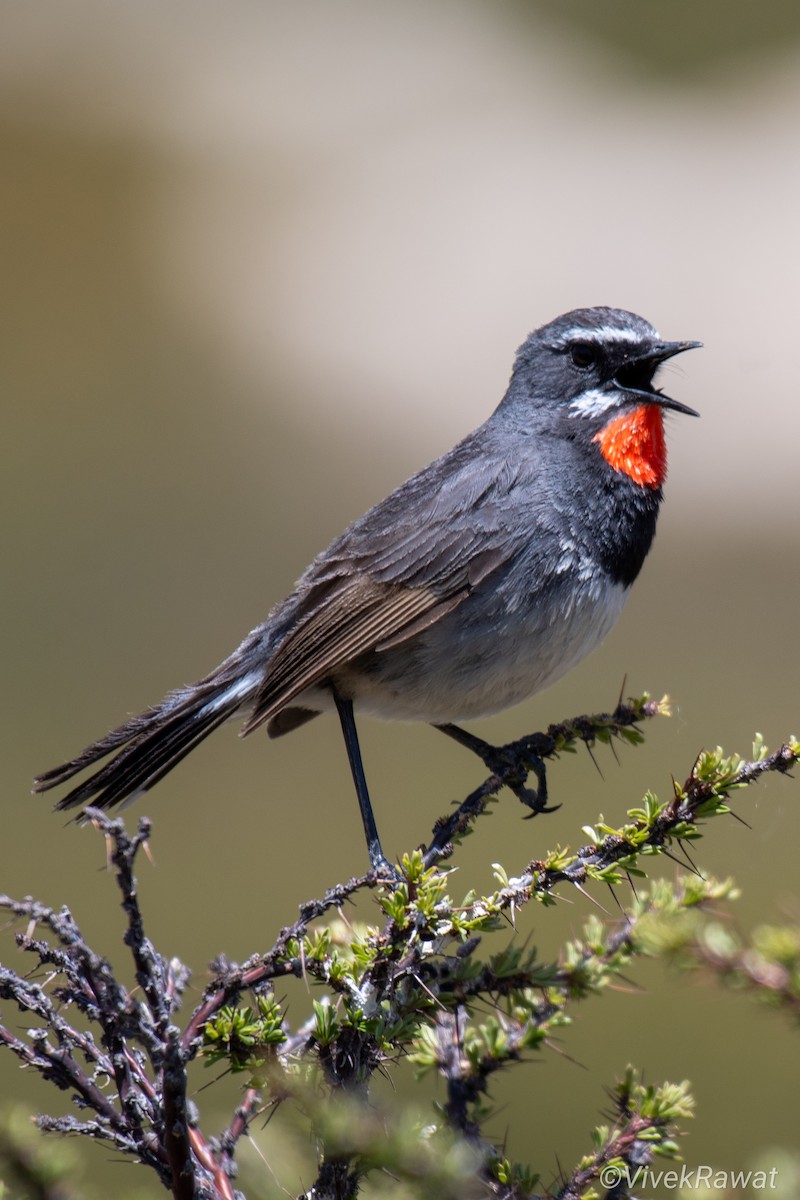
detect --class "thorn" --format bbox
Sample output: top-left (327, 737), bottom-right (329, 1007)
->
top-left (727, 809), bottom-right (752, 830)
top-left (299, 941), bottom-right (309, 992)
top-left (616, 674), bottom-right (628, 710)
top-left (412, 972), bottom-right (447, 1011)
top-left (542, 1037), bottom-right (589, 1070)
top-left (585, 741), bottom-right (604, 780)
top-left (625, 870), bottom-right (639, 901)
top-left (607, 979), bottom-right (644, 995)
top-left (375, 1060), bottom-right (397, 1089)
top-left (659, 847), bottom-right (691, 871)
top-left (677, 841), bottom-right (703, 878)
top-left (197, 1066), bottom-right (234, 1093)
top-left (337, 907), bottom-right (355, 934)
top-left (258, 1096), bottom-right (283, 1129)
top-left (572, 883), bottom-right (611, 914)
top-left (606, 882), bottom-right (624, 913)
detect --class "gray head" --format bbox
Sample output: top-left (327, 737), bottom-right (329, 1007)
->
top-left (502, 306), bottom-right (700, 425)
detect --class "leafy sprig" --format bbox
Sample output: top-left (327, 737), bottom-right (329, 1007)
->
top-left (1, 710), bottom-right (796, 1199)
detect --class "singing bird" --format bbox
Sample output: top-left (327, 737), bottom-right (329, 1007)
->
top-left (35, 307), bottom-right (700, 871)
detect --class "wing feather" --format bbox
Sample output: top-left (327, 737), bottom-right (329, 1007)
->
top-left (243, 452), bottom-right (526, 732)
top-left (242, 578), bottom-right (459, 733)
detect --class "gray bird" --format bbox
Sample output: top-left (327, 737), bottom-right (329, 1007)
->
top-left (34, 306), bottom-right (700, 872)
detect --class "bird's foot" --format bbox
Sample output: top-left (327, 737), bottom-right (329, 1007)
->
top-left (367, 842), bottom-right (403, 882)
top-left (433, 724), bottom-right (558, 816)
top-left (479, 740), bottom-right (555, 816)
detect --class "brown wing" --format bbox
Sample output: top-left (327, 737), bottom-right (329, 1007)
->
top-left (242, 546), bottom-right (506, 735)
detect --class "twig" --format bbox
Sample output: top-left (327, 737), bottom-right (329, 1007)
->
top-left (423, 697), bottom-right (664, 866)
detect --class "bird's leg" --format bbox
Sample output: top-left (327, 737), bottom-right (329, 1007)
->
top-left (333, 691), bottom-right (397, 875)
top-left (433, 723), bottom-right (555, 815)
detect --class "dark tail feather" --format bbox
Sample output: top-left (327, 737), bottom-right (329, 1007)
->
top-left (33, 673), bottom-right (256, 813)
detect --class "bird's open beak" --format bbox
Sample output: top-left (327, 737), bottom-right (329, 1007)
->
top-left (616, 340), bottom-right (702, 416)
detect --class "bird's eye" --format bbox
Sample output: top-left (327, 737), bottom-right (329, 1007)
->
top-left (569, 342), bottom-right (597, 369)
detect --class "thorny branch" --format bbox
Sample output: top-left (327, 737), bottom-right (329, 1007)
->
top-left (423, 696), bottom-right (665, 866)
top-left (0, 706), bottom-right (797, 1200)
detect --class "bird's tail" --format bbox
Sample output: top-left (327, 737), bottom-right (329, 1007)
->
top-left (33, 663), bottom-right (261, 813)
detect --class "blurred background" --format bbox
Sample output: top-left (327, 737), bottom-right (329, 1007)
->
top-left (2, 1), bottom-right (799, 1195)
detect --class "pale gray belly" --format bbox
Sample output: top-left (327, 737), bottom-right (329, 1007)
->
top-left (301, 574), bottom-right (628, 725)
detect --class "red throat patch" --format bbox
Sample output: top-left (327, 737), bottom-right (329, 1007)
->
top-left (593, 404), bottom-right (667, 488)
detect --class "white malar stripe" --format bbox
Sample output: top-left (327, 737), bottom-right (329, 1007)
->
top-left (568, 387), bottom-right (619, 418)
top-left (552, 323), bottom-right (658, 348)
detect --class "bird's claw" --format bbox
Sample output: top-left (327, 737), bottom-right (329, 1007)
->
top-left (522, 798), bottom-right (561, 818)
top-left (482, 746), bottom-right (553, 818)
top-left (510, 777), bottom-right (559, 816)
